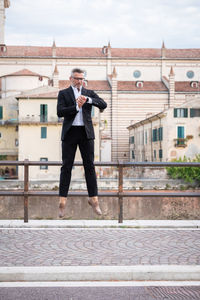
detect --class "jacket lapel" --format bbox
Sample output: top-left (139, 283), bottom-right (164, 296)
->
top-left (81, 87), bottom-right (88, 97)
top-left (68, 86), bottom-right (76, 104)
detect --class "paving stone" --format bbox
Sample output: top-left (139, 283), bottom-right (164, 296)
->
top-left (0, 229), bottom-right (199, 267)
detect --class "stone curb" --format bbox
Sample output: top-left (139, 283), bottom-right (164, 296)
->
top-left (0, 266), bottom-right (200, 282)
top-left (0, 220), bottom-right (200, 229)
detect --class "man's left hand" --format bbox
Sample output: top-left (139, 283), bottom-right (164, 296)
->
top-left (77, 95), bottom-right (87, 108)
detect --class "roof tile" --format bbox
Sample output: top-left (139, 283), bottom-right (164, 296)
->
top-left (1, 46), bottom-right (200, 59)
top-left (118, 81), bottom-right (168, 91)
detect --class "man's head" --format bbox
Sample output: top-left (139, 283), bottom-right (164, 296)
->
top-left (70, 68), bottom-right (85, 89)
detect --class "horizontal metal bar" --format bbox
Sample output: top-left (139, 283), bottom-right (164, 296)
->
top-left (0, 190), bottom-right (199, 197)
top-left (121, 191), bottom-right (200, 197)
top-left (0, 160), bottom-right (199, 167)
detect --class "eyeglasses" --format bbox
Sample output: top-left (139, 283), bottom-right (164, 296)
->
top-left (72, 77), bottom-right (85, 81)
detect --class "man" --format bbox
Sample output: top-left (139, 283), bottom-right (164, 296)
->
top-left (57, 68), bottom-right (107, 218)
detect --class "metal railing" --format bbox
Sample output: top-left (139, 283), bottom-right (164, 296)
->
top-left (0, 160), bottom-right (200, 223)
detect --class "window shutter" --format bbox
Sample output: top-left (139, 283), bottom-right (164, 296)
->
top-left (174, 109), bottom-right (177, 117)
top-left (0, 106), bottom-right (3, 119)
top-left (190, 109), bottom-right (195, 117)
top-left (158, 127), bottom-right (163, 141)
top-left (184, 108), bottom-right (188, 117)
top-left (44, 105), bottom-right (48, 121)
top-left (91, 106), bottom-right (95, 117)
top-left (177, 126), bottom-right (184, 138)
top-left (40, 104), bottom-right (48, 122)
top-left (41, 127), bottom-right (47, 139)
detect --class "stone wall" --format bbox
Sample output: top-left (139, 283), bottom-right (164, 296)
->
top-left (0, 195), bottom-right (199, 220)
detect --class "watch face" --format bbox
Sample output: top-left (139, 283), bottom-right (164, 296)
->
top-left (133, 70), bottom-right (141, 78)
top-left (186, 70), bottom-right (194, 79)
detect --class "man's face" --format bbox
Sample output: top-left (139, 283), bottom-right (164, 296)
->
top-left (70, 72), bottom-right (84, 89)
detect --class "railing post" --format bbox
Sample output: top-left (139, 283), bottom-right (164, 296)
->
top-left (118, 161), bottom-right (123, 223)
top-left (24, 159), bottom-right (29, 223)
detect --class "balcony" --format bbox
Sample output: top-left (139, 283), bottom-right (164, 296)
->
top-left (0, 118), bottom-right (18, 126)
top-left (174, 138), bottom-right (187, 148)
top-left (19, 116), bottom-right (63, 125)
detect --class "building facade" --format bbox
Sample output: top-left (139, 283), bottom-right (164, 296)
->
top-left (0, 1), bottom-right (199, 179)
top-left (128, 97), bottom-right (200, 162)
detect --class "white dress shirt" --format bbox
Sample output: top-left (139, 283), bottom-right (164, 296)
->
top-left (71, 85), bottom-right (92, 126)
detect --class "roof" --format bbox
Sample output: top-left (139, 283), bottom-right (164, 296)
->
top-left (59, 80), bottom-right (110, 91)
top-left (1, 45), bottom-right (200, 59)
top-left (127, 111), bottom-right (166, 130)
top-left (20, 91), bottom-right (58, 98)
top-left (175, 81), bottom-right (200, 92)
top-left (0, 46), bottom-right (105, 58)
top-left (118, 81), bottom-right (168, 92)
top-left (1, 68), bottom-right (48, 78)
top-left (111, 48), bottom-right (161, 58)
top-left (165, 49), bottom-right (200, 59)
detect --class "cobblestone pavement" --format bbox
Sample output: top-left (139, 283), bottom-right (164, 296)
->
top-left (0, 229), bottom-right (199, 267)
top-left (1, 286), bottom-right (200, 300)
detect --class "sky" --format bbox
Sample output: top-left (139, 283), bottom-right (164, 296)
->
top-left (5, 0), bottom-right (200, 49)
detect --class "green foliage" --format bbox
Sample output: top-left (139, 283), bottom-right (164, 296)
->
top-left (0, 155), bottom-right (7, 160)
top-left (166, 155), bottom-right (200, 186)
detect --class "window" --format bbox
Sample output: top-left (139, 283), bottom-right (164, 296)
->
top-left (136, 81), bottom-right (143, 88)
top-left (133, 70), bottom-right (141, 78)
top-left (41, 127), bottom-right (47, 139)
top-left (40, 104), bottom-right (48, 122)
top-left (40, 157), bottom-right (48, 170)
top-left (158, 127), bottom-right (163, 141)
top-left (15, 139), bottom-right (18, 146)
top-left (174, 108), bottom-right (188, 118)
top-left (154, 150), bottom-right (156, 159)
top-left (152, 129), bottom-right (157, 142)
top-left (177, 126), bottom-right (185, 145)
top-left (186, 71), bottom-right (194, 79)
top-left (91, 106), bottom-right (95, 117)
top-left (0, 106), bottom-right (3, 120)
top-left (0, 133), bottom-right (1, 138)
top-left (190, 108), bottom-right (200, 118)
top-left (177, 126), bottom-right (184, 138)
top-left (145, 131), bottom-right (147, 144)
top-left (190, 81), bottom-right (198, 88)
top-left (159, 149), bottom-right (163, 159)
top-left (130, 136), bottom-right (134, 144)
top-left (132, 150), bottom-right (135, 159)
top-left (141, 131), bottom-right (144, 145)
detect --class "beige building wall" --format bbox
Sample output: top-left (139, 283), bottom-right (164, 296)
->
top-left (1, 75), bottom-right (48, 98)
top-left (0, 126), bottom-right (17, 156)
top-left (113, 61), bottom-right (162, 81)
top-left (18, 93), bottom-right (103, 180)
top-left (128, 97), bottom-right (200, 162)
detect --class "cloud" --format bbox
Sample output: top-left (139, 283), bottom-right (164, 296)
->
top-left (5, 0), bottom-right (200, 48)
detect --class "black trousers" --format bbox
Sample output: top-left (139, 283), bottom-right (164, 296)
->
top-left (59, 126), bottom-right (98, 197)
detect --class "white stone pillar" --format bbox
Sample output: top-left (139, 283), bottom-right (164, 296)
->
top-left (53, 64), bottom-right (59, 88)
top-left (169, 66), bottom-right (175, 108)
top-left (161, 41), bottom-right (166, 78)
top-left (0, 0), bottom-right (10, 45)
top-left (110, 67), bottom-right (118, 160)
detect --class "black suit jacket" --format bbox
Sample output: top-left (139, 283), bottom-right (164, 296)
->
top-left (57, 86), bottom-right (107, 140)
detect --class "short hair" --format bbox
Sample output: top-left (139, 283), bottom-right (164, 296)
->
top-left (71, 68), bottom-right (85, 76)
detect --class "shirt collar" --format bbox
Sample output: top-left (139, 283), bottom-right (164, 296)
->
top-left (71, 85), bottom-right (82, 93)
